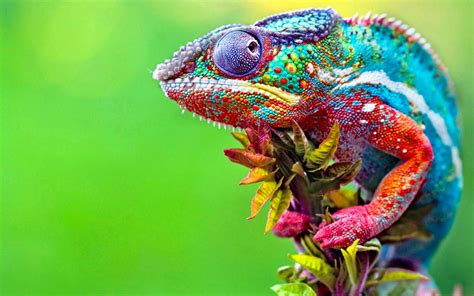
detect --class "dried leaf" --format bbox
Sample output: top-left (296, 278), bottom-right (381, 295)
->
top-left (240, 168), bottom-right (274, 185)
top-left (271, 128), bottom-right (295, 150)
top-left (265, 186), bottom-right (293, 233)
top-left (305, 122), bottom-right (339, 170)
top-left (323, 160), bottom-right (362, 184)
top-left (248, 178), bottom-right (283, 220)
top-left (291, 121), bottom-right (311, 158)
top-left (288, 254), bottom-right (336, 289)
top-left (261, 135), bottom-right (274, 156)
top-left (231, 132), bottom-right (250, 148)
top-left (245, 127), bottom-right (259, 145)
top-left (224, 148), bottom-right (275, 168)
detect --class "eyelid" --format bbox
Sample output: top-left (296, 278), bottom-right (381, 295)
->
top-left (246, 39), bottom-right (258, 46)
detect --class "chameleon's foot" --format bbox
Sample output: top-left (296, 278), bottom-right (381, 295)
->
top-left (313, 205), bottom-right (378, 249)
top-left (272, 210), bottom-right (311, 237)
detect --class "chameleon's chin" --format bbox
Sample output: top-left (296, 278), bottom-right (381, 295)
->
top-left (159, 77), bottom-right (302, 129)
top-left (160, 78), bottom-right (250, 128)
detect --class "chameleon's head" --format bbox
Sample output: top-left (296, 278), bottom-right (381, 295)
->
top-left (153, 8), bottom-right (340, 128)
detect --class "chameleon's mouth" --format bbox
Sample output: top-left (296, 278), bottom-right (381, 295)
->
top-left (159, 77), bottom-right (301, 129)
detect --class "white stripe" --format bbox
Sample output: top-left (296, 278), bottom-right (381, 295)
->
top-left (334, 70), bottom-right (462, 178)
top-left (451, 147), bottom-right (463, 181)
top-left (362, 103), bottom-right (376, 112)
top-left (427, 110), bottom-right (452, 146)
top-left (334, 71), bottom-right (430, 112)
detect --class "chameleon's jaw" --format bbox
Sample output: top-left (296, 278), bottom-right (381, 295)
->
top-left (159, 77), bottom-right (302, 129)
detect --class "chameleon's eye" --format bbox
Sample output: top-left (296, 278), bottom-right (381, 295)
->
top-left (213, 30), bottom-right (262, 77)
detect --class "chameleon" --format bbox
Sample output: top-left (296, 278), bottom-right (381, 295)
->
top-left (152, 8), bottom-right (462, 274)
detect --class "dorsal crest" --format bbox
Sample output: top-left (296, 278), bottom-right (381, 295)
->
top-left (344, 12), bottom-right (446, 72)
top-left (255, 8), bottom-right (340, 43)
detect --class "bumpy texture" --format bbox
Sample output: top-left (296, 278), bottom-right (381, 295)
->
top-left (153, 8), bottom-right (462, 266)
top-left (272, 210), bottom-right (312, 238)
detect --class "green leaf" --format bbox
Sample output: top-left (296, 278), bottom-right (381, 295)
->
top-left (356, 238), bottom-right (381, 253)
top-left (291, 121), bottom-right (311, 158)
top-left (277, 265), bottom-right (295, 283)
top-left (224, 148), bottom-right (275, 168)
top-left (340, 239), bottom-right (359, 287)
top-left (247, 178), bottom-right (283, 220)
top-left (323, 207), bottom-right (334, 224)
top-left (316, 208), bottom-right (334, 225)
top-left (387, 281), bottom-right (418, 296)
top-left (284, 174), bottom-right (296, 187)
top-left (231, 132), bottom-right (250, 148)
top-left (288, 254), bottom-right (336, 289)
top-left (240, 167), bottom-right (274, 185)
top-left (356, 238), bottom-right (381, 271)
top-left (305, 122), bottom-right (339, 170)
top-left (366, 268), bottom-right (429, 286)
top-left (265, 186), bottom-right (293, 233)
top-left (300, 234), bottom-right (327, 260)
top-left (291, 162), bottom-right (306, 178)
top-left (271, 283), bottom-right (317, 296)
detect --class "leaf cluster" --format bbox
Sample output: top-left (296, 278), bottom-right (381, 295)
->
top-left (275, 238), bottom-right (427, 296)
top-left (224, 122), bottom-right (433, 295)
top-left (224, 122), bottom-right (360, 233)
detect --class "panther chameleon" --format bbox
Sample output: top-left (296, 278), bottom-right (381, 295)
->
top-left (152, 8), bottom-right (462, 273)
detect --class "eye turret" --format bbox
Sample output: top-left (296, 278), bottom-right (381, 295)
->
top-left (212, 30), bottom-right (262, 77)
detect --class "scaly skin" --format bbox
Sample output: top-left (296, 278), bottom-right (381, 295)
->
top-left (153, 8), bottom-right (462, 265)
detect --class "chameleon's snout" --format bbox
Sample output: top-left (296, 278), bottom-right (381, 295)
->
top-left (152, 36), bottom-right (208, 82)
top-left (152, 24), bottom-right (242, 82)
top-left (152, 44), bottom-right (200, 82)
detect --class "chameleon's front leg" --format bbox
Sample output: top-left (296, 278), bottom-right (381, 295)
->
top-left (314, 102), bottom-right (434, 248)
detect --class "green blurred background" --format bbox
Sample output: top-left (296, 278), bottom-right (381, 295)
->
top-left (1, 0), bottom-right (473, 294)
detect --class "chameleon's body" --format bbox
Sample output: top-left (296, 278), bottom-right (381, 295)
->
top-left (153, 8), bottom-right (462, 269)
